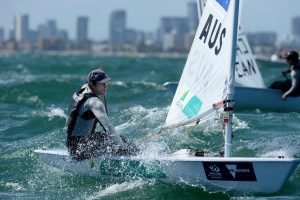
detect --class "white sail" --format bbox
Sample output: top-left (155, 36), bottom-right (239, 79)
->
top-left (235, 33), bottom-right (265, 88)
top-left (197, 0), bottom-right (265, 89)
top-left (235, 0), bottom-right (264, 88)
top-left (164, 0), bottom-right (237, 129)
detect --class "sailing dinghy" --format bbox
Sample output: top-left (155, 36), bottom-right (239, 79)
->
top-left (35, 0), bottom-right (300, 193)
top-left (164, 0), bottom-right (300, 112)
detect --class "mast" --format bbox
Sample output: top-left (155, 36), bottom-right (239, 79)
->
top-left (224, 0), bottom-right (240, 158)
top-left (196, 0), bottom-right (206, 19)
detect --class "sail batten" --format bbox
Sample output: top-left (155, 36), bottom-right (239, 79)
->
top-left (165, 0), bottom-right (237, 129)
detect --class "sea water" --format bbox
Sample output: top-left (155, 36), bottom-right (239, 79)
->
top-left (0, 52), bottom-right (300, 200)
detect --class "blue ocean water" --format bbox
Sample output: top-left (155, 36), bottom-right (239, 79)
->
top-left (0, 52), bottom-right (300, 199)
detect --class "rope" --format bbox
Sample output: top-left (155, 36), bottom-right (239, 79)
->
top-left (136, 128), bottom-right (163, 145)
top-left (137, 121), bottom-right (199, 147)
top-left (170, 122), bottom-right (199, 149)
top-left (170, 111), bottom-right (224, 154)
top-left (109, 84), bottom-right (134, 115)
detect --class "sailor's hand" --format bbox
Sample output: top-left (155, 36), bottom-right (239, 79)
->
top-left (281, 94), bottom-right (287, 101)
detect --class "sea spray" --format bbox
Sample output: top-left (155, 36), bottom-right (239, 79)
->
top-left (85, 179), bottom-right (152, 200)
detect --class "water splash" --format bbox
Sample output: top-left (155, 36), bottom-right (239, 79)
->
top-left (2, 181), bottom-right (24, 191)
top-left (241, 134), bottom-right (300, 158)
top-left (84, 179), bottom-right (152, 200)
top-left (115, 105), bottom-right (167, 136)
top-left (233, 116), bottom-right (249, 131)
top-left (43, 106), bottom-right (68, 122)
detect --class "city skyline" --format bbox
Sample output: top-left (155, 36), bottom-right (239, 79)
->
top-left (1, 0), bottom-right (300, 41)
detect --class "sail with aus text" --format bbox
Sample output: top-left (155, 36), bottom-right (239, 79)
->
top-left (164, 0), bottom-right (236, 129)
top-left (198, 0), bottom-right (266, 88)
top-left (199, 0), bottom-right (265, 89)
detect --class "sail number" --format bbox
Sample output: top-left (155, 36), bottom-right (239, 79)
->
top-left (199, 14), bottom-right (226, 56)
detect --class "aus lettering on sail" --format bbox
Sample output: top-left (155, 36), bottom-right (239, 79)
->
top-left (199, 13), bottom-right (226, 56)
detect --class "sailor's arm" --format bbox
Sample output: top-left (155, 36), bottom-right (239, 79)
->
top-left (282, 69), bottom-right (291, 78)
top-left (282, 72), bottom-right (300, 99)
top-left (88, 97), bottom-right (125, 145)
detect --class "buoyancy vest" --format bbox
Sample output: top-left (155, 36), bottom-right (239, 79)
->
top-left (67, 88), bottom-right (98, 136)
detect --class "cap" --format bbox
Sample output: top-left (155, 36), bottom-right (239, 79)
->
top-left (88, 68), bottom-right (111, 84)
top-left (282, 50), bottom-right (299, 60)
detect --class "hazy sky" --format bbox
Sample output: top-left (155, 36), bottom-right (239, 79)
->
top-left (0, 0), bottom-right (300, 41)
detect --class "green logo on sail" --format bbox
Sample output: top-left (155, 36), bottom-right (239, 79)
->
top-left (182, 95), bottom-right (203, 117)
top-left (180, 90), bottom-right (189, 101)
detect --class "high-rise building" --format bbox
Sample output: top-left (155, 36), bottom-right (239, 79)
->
top-left (125, 29), bottom-right (137, 44)
top-left (14, 14), bottom-right (29, 42)
top-left (158, 17), bottom-right (189, 49)
top-left (292, 17), bottom-right (300, 36)
top-left (110, 10), bottom-right (126, 52)
top-left (57, 30), bottom-right (69, 41)
top-left (160, 17), bottom-right (189, 35)
top-left (187, 1), bottom-right (199, 31)
top-left (77, 16), bottom-right (89, 42)
top-left (0, 28), bottom-right (4, 43)
top-left (37, 24), bottom-right (48, 40)
top-left (46, 20), bottom-right (57, 38)
top-left (9, 30), bottom-right (15, 41)
top-left (247, 32), bottom-right (277, 46)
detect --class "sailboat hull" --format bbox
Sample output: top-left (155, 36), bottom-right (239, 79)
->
top-left (234, 86), bottom-right (300, 111)
top-left (34, 149), bottom-right (300, 193)
top-left (163, 82), bottom-right (300, 112)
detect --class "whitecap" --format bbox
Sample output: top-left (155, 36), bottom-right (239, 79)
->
top-left (115, 105), bottom-right (167, 133)
top-left (111, 81), bottom-right (128, 87)
top-left (233, 115), bottom-right (249, 131)
top-left (43, 106), bottom-right (68, 122)
top-left (3, 182), bottom-right (24, 191)
top-left (85, 179), bottom-right (151, 200)
top-left (16, 94), bottom-right (43, 106)
top-left (241, 134), bottom-right (300, 158)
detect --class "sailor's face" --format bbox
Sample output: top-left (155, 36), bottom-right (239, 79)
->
top-left (96, 83), bottom-right (107, 95)
top-left (287, 59), bottom-right (297, 66)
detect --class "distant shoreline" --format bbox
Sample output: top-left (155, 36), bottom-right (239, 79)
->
top-left (0, 49), bottom-right (188, 59)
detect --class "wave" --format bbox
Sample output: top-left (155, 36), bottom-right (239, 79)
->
top-left (231, 196), bottom-right (300, 200)
top-left (42, 106), bottom-right (68, 122)
top-left (84, 179), bottom-right (152, 200)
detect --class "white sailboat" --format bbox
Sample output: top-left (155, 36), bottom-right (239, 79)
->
top-left (35, 0), bottom-right (300, 193)
top-left (164, 0), bottom-right (300, 112)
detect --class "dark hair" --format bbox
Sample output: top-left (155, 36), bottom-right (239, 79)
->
top-left (285, 50), bottom-right (299, 61)
top-left (87, 68), bottom-right (111, 85)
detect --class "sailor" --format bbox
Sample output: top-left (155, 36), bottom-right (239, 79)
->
top-left (66, 68), bottom-right (139, 161)
top-left (269, 50), bottom-right (300, 100)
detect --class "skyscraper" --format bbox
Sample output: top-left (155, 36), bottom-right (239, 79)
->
top-left (187, 1), bottom-right (199, 31)
top-left (77, 16), bottom-right (89, 42)
top-left (46, 20), bottom-right (57, 38)
top-left (37, 24), bottom-right (48, 40)
top-left (292, 17), bottom-right (300, 36)
top-left (14, 14), bottom-right (29, 42)
top-left (159, 17), bottom-right (189, 51)
top-left (110, 10), bottom-right (126, 52)
top-left (0, 28), bottom-right (4, 43)
top-left (160, 17), bottom-right (189, 35)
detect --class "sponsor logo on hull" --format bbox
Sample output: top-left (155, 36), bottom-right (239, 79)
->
top-left (203, 161), bottom-right (257, 181)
